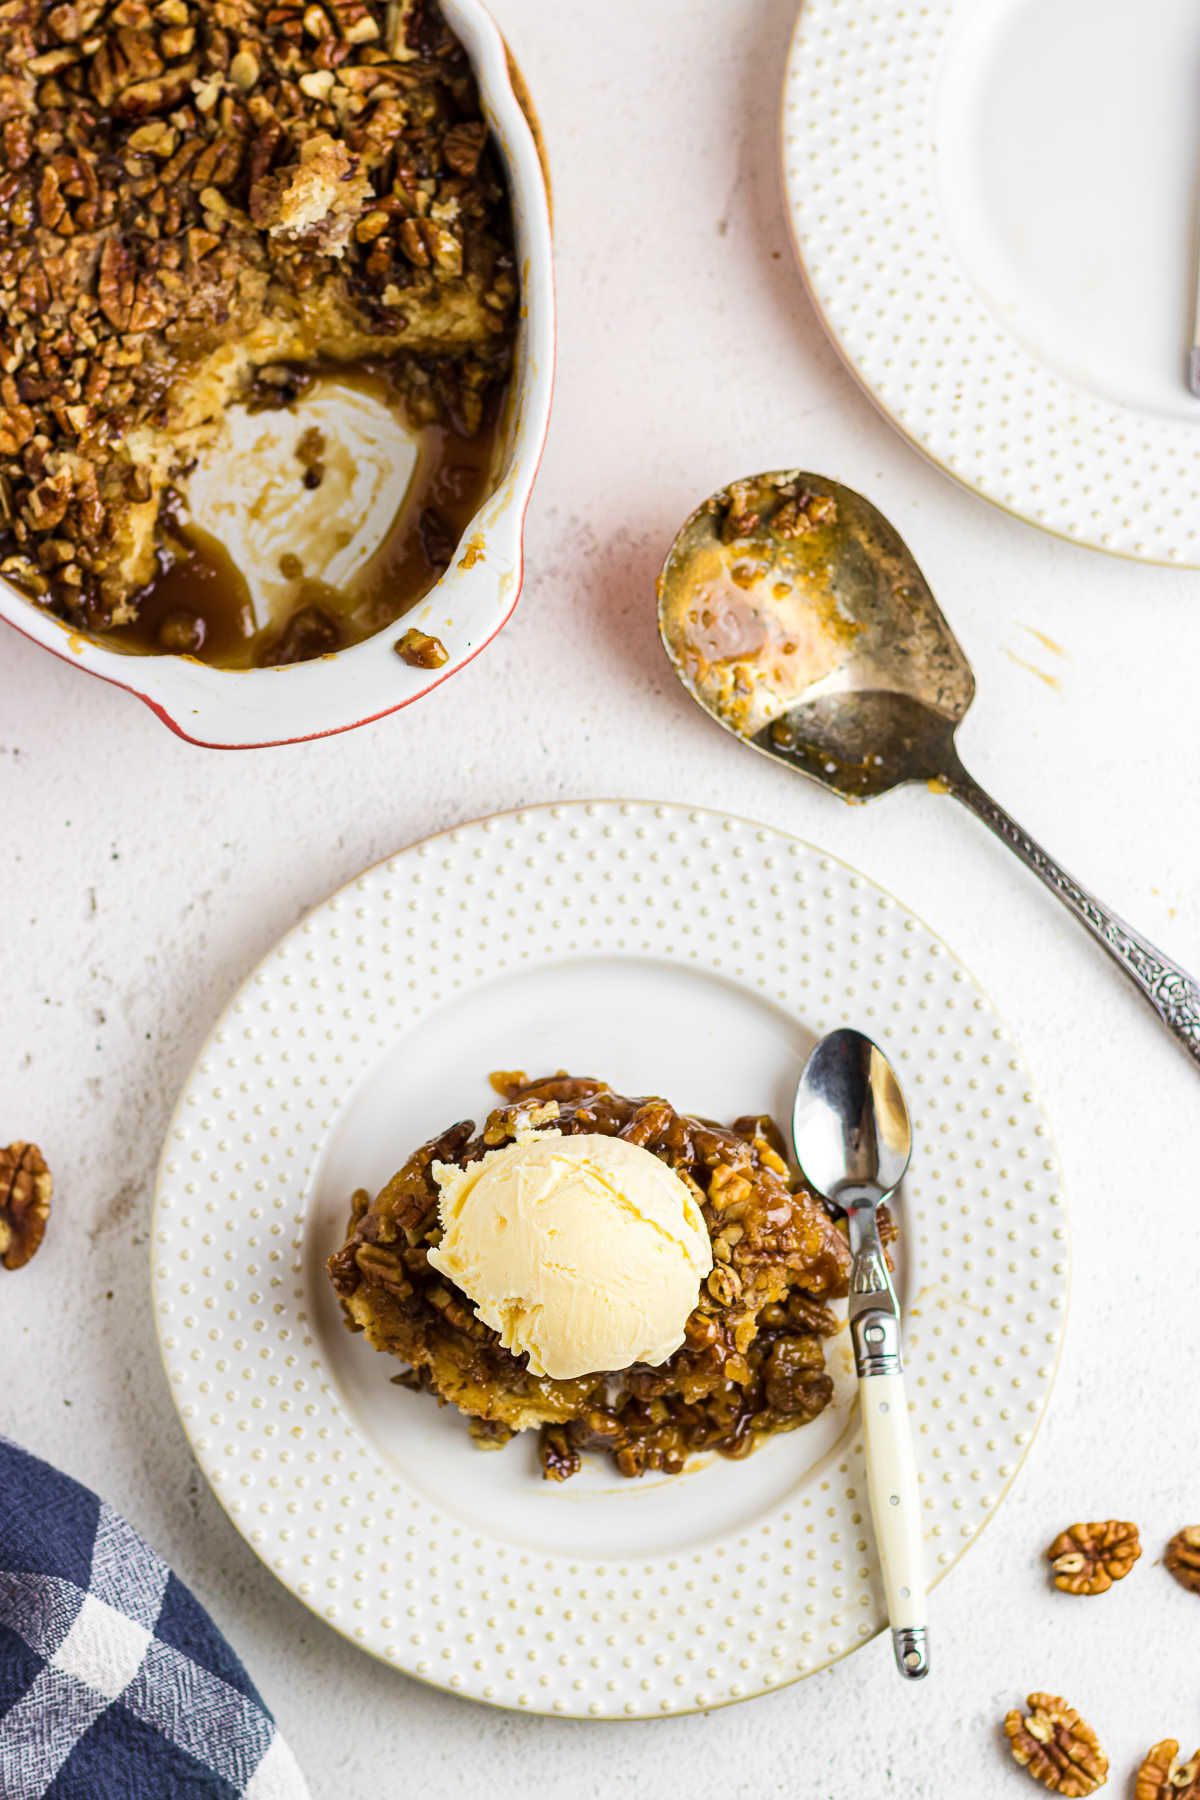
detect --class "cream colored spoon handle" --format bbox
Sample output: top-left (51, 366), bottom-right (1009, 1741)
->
top-left (848, 1202), bottom-right (928, 1680)
top-left (860, 1365), bottom-right (928, 1678)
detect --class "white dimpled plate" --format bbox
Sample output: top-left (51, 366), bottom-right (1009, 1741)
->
top-left (153, 801), bottom-right (1068, 1717)
top-left (781, 0), bottom-right (1200, 566)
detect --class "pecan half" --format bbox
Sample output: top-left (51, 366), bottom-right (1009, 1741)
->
top-left (1004, 1694), bottom-right (1108, 1796)
top-left (1136, 1741), bottom-right (1200, 1800)
top-left (443, 122), bottom-right (486, 177)
top-left (1165, 1527), bottom-right (1200, 1594)
top-left (97, 235), bottom-right (166, 332)
top-left (0, 1142), bottom-right (53, 1270)
top-left (1046, 1520), bottom-right (1141, 1595)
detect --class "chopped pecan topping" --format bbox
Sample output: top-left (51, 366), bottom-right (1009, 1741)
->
top-left (1004, 1694), bottom-right (1108, 1797)
top-left (0, 1142), bottom-right (53, 1270)
top-left (1165, 1527), bottom-right (1200, 1594)
top-left (1046, 1520), bottom-right (1141, 1595)
top-left (1136, 1742), bottom-right (1200, 1800)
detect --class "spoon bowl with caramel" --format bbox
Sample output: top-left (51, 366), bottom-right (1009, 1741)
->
top-left (658, 470), bottom-right (1200, 1066)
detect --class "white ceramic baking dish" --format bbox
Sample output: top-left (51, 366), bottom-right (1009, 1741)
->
top-left (0, 0), bottom-right (554, 748)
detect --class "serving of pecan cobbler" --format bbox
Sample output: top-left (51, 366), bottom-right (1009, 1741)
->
top-left (0, 0), bottom-right (516, 664)
top-left (328, 1072), bottom-right (866, 1481)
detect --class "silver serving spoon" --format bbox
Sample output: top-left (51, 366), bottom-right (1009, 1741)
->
top-left (793, 1027), bottom-right (927, 1681)
top-left (658, 472), bottom-right (1200, 1065)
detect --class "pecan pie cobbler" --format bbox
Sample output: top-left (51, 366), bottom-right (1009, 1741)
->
top-left (328, 1072), bottom-right (863, 1480)
top-left (0, 0), bottom-right (515, 663)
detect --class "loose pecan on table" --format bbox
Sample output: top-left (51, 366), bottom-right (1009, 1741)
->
top-left (1135, 1741), bottom-right (1200, 1800)
top-left (1164, 1527), bottom-right (1200, 1594)
top-left (1046, 1520), bottom-right (1141, 1595)
top-left (1004, 1693), bottom-right (1108, 1796)
top-left (0, 1141), bottom-right (52, 1270)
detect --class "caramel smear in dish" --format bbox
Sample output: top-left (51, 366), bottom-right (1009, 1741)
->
top-left (108, 369), bottom-right (501, 668)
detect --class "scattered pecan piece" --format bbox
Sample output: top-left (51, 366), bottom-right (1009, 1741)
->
top-left (0, 1143), bottom-right (53, 1271)
top-left (1004, 1694), bottom-right (1108, 1796)
top-left (1165, 1527), bottom-right (1200, 1594)
top-left (1135, 1741), bottom-right (1200, 1800)
top-left (394, 626), bottom-right (448, 669)
top-left (1046, 1520), bottom-right (1141, 1595)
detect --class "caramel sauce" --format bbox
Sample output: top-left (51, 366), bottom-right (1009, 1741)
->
top-left (106, 394), bottom-right (503, 672)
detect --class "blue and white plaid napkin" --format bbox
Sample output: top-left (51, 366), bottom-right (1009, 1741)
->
top-left (0, 1436), bottom-right (309, 1800)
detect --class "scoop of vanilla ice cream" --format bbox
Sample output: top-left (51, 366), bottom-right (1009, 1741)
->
top-left (426, 1129), bottom-right (714, 1381)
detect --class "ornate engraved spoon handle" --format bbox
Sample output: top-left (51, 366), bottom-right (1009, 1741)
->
top-left (944, 765), bottom-right (1200, 1067)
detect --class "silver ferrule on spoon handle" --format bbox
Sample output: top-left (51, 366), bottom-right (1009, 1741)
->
top-left (846, 1202), bottom-right (930, 1681)
top-left (945, 767), bottom-right (1200, 1066)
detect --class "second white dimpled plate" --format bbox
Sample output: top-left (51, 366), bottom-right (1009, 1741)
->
top-left (153, 800), bottom-right (1068, 1717)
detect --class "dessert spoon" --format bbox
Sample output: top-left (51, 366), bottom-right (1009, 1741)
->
top-left (792, 1027), bottom-right (927, 1681)
top-left (657, 472), bottom-right (1200, 1065)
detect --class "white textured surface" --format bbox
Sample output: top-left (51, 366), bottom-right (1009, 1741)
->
top-left (783, 0), bottom-right (1200, 564)
top-left (3, 0), bottom-right (1199, 1789)
top-left (154, 802), bottom-right (1066, 1716)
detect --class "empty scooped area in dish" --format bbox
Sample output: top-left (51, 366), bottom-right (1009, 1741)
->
top-left (105, 364), bottom-right (504, 669)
